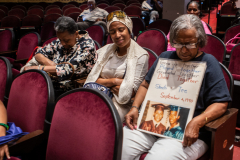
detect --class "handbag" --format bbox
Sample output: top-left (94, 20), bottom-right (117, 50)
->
top-left (83, 82), bottom-right (113, 98)
top-left (226, 33), bottom-right (240, 55)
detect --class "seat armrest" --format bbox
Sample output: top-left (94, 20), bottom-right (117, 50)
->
top-left (14, 58), bottom-right (28, 64)
top-left (205, 108), bottom-right (238, 132)
top-left (9, 130), bottom-right (46, 155)
top-left (0, 50), bottom-right (17, 56)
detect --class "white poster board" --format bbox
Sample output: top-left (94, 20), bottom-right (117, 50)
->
top-left (137, 58), bottom-right (206, 142)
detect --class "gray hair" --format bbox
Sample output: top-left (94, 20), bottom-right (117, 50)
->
top-left (54, 16), bottom-right (78, 35)
top-left (169, 14), bottom-right (207, 48)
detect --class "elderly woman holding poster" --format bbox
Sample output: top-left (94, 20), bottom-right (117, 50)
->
top-left (122, 14), bottom-right (231, 160)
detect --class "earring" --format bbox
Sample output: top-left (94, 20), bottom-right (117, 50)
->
top-left (76, 38), bottom-right (78, 42)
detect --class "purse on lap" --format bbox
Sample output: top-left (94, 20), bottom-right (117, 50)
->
top-left (83, 82), bottom-right (113, 98)
top-left (226, 33), bottom-right (240, 55)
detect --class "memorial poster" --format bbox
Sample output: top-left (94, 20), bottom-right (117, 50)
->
top-left (137, 58), bottom-right (207, 142)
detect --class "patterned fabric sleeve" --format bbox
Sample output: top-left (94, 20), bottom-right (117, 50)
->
top-left (56, 36), bottom-right (96, 81)
top-left (34, 40), bottom-right (57, 60)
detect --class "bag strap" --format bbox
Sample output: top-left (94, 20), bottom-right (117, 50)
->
top-left (233, 32), bottom-right (240, 38)
top-left (58, 62), bottom-right (75, 79)
top-left (226, 37), bottom-right (240, 45)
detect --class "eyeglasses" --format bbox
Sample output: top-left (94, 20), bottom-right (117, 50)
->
top-left (172, 42), bottom-right (199, 49)
top-left (106, 11), bottom-right (126, 22)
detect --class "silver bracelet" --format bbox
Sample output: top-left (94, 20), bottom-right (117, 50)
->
top-left (38, 65), bottom-right (41, 69)
top-left (131, 106), bottom-right (139, 111)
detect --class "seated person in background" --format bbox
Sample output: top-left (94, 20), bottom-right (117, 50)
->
top-left (77, 0), bottom-right (108, 33)
top-left (139, 104), bottom-right (166, 134)
top-left (0, 100), bottom-right (10, 160)
top-left (122, 14), bottom-right (231, 160)
top-left (231, 0), bottom-right (240, 19)
top-left (167, 1), bottom-right (212, 51)
top-left (85, 11), bottom-right (149, 122)
top-left (164, 105), bottom-right (184, 140)
top-left (22, 16), bottom-right (96, 95)
top-left (141, 0), bottom-right (163, 24)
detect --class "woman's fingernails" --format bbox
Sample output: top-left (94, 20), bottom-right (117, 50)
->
top-left (135, 125), bottom-right (137, 129)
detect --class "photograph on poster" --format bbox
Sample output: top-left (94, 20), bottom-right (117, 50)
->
top-left (139, 100), bottom-right (190, 141)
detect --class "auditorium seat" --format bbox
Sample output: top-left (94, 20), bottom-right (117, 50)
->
top-left (0, 15), bottom-right (21, 29)
top-left (26, 36), bottom-right (58, 64)
top-left (94, 40), bottom-right (101, 50)
top-left (53, 1), bottom-right (64, 9)
top-left (228, 44), bottom-right (240, 82)
top-left (216, 3), bottom-right (237, 35)
top-left (63, 7), bottom-right (82, 16)
top-left (7, 70), bottom-right (55, 129)
top-left (0, 29), bottom-right (15, 54)
top-left (123, 5), bottom-right (141, 18)
top-left (45, 8), bottom-right (62, 16)
top-left (96, 0), bottom-right (110, 5)
top-left (6, 32), bottom-right (41, 70)
top-left (0, 9), bottom-right (6, 22)
top-left (126, 0), bottom-right (140, 6)
top-left (79, 4), bottom-right (88, 11)
top-left (12, 68), bottom-right (19, 79)
top-left (0, 56), bottom-right (12, 105)
top-left (113, 3), bottom-right (126, 10)
top-left (40, 22), bottom-right (56, 44)
top-left (97, 3), bottom-right (109, 9)
top-left (27, 8), bottom-right (44, 19)
top-left (66, 12), bottom-right (80, 22)
top-left (228, 43), bottom-right (240, 128)
top-left (68, 1), bottom-right (80, 7)
top-left (62, 4), bottom-right (76, 13)
top-left (111, 0), bottom-right (125, 5)
top-left (223, 24), bottom-right (240, 47)
top-left (20, 15), bottom-right (42, 36)
top-left (45, 88), bottom-right (122, 160)
top-left (129, 3), bottom-right (141, 7)
top-left (200, 34), bottom-right (226, 63)
top-left (106, 35), bottom-right (113, 44)
top-left (136, 29), bottom-right (167, 56)
top-left (104, 6), bottom-right (121, 13)
top-left (0, 5), bottom-right (8, 14)
top-left (37, 2), bottom-right (48, 10)
top-left (12, 5), bottom-right (26, 12)
top-left (131, 17), bottom-right (145, 38)
top-left (45, 5), bottom-right (60, 12)
top-left (28, 5), bottom-right (43, 10)
top-left (7, 70), bottom-right (55, 159)
top-left (147, 19), bottom-right (172, 36)
top-left (86, 24), bottom-right (106, 46)
top-left (43, 13), bottom-right (62, 24)
top-left (8, 8), bottom-right (25, 19)
top-left (142, 47), bottom-right (158, 69)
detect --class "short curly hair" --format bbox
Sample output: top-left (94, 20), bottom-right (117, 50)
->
top-left (54, 16), bottom-right (78, 35)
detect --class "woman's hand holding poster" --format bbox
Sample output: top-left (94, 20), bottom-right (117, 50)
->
top-left (137, 58), bottom-right (207, 142)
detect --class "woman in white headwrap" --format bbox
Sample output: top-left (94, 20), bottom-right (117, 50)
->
top-left (85, 11), bottom-right (149, 122)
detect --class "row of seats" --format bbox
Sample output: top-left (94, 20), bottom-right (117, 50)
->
top-left (0, 22), bottom-right (239, 72)
top-left (0, 55), bottom-right (237, 160)
top-left (0, 61), bottom-right (123, 159)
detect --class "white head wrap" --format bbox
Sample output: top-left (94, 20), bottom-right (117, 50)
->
top-left (107, 14), bottom-right (133, 34)
top-left (88, 0), bottom-right (95, 3)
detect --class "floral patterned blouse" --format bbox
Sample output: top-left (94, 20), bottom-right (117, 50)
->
top-left (35, 32), bottom-right (96, 81)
